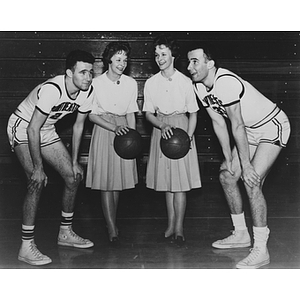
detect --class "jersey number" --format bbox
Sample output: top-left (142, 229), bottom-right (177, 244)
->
top-left (50, 112), bottom-right (63, 120)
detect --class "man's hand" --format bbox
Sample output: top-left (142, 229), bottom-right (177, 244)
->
top-left (72, 162), bottom-right (84, 182)
top-left (27, 167), bottom-right (48, 193)
top-left (241, 164), bottom-right (261, 188)
top-left (220, 159), bottom-right (235, 176)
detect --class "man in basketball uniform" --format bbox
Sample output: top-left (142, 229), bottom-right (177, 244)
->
top-left (187, 46), bottom-right (290, 268)
top-left (7, 50), bottom-right (95, 266)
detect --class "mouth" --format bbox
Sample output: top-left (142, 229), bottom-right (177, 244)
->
top-left (158, 61), bottom-right (166, 68)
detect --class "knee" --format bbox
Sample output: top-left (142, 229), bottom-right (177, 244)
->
top-left (219, 169), bottom-right (240, 186)
top-left (64, 174), bottom-right (80, 190)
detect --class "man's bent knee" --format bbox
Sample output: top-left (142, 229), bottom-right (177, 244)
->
top-left (219, 169), bottom-right (240, 185)
top-left (64, 174), bottom-right (81, 190)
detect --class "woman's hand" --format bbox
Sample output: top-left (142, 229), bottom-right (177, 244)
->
top-left (160, 123), bottom-right (175, 139)
top-left (114, 125), bottom-right (129, 136)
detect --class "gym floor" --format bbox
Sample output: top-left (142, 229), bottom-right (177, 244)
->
top-left (0, 174), bottom-right (299, 298)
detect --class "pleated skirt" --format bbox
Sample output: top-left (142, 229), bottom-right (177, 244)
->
top-left (146, 114), bottom-right (202, 192)
top-left (86, 114), bottom-right (138, 191)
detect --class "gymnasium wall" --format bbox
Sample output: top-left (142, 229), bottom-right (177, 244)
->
top-left (0, 31), bottom-right (299, 184)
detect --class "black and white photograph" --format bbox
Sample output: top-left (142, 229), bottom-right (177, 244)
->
top-left (0, 3), bottom-right (299, 299)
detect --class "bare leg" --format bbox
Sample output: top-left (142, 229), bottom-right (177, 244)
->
top-left (41, 141), bottom-right (80, 213)
top-left (14, 144), bottom-right (44, 226)
top-left (244, 143), bottom-right (282, 227)
top-left (219, 148), bottom-right (243, 214)
top-left (165, 192), bottom-right (175, 237)
top-left (101, 191), bottom-right (118, 240)
top-left (113, 191), bottom-right (120, 235)
top-left (174, 192), bottom-right (186, 238)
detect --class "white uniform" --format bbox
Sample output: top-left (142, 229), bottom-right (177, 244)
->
top-left (7, 75), bottom-right (94, 150)
top-left (194, 68), bottom-right (290, 147)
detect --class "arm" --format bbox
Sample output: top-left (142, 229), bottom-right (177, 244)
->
top-left (126, 112), bottom-right (136, 130)
top-left (71, 112), bottom-right (87, 180)
top-left (187, 112), bottom-right (197, 139)
top-left (206, 108), bottom-right (234, 174)
top-left (145, 111), bottom-right (173, 139)
top-left (27, 109), bottom-right (48, 192)
top-left (89, 113), bottom-right (129, 136)
top-left (225, 103), bottom-right (260, 187)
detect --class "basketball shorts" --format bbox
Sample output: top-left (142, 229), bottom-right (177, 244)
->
top-left (7, 113), bottom-right (61, 152)
top-left (245, 107), bottom-right (290, 147)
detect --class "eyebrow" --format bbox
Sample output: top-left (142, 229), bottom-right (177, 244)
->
top-left (79, 69), bottom-right (94, 73)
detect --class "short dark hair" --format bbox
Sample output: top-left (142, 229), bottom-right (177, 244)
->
top-left (102, 41), bottom-right (131, 69)
top-left (153, 35), bottom-right (180, 59)
top-left (65, 50), bottom-right (95, 71)
top-left (189, 43), bottom-right (218, 68)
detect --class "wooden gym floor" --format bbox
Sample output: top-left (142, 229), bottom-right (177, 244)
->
top-left (0, 172), bottom-right (299, 270)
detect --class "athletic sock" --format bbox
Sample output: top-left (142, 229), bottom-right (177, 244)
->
top-left (21, 224), bottom-right (35, 242)
top-left (231, 212), bottom-right (247, 231)
top-left (60, 211), bottom-right (74, 229)
top-left (253, 226), bottom-right (270, 248)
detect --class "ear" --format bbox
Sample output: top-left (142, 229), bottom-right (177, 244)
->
top-left (207, 60), bottom-right (215, 69)
top-left (66, 69), bottom-right (73, 78)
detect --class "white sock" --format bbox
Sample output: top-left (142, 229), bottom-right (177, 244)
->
top-left (231, 212), bottom-right (247, 231)
top-left (253, 226), bottom-right (270, 248)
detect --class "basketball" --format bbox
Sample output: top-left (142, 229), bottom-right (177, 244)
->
top-left (160, 128), bottom-right (191, 159)
top-left (113, 128), bottom-right (143, 159)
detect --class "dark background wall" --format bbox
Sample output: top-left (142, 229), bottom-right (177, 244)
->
top-left (0, 31), bottom-right (299, 184)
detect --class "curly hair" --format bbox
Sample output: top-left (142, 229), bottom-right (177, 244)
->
top-left (102, 41), bottom-right (131, 69)
top-left (153, 35), bottom-right (180, 59)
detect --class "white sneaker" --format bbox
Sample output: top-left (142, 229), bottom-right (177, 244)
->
top-left (236, 246), bottom-right (270, 269)
top-left (212, 230), bottom-right (251, 249)
top-left (58, 226), bottom-right (94, 249)
top-left (18, 240), bottom-right (52, 266)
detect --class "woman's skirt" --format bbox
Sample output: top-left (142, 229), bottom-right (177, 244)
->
top-left (146, 114), bottom-right (201, 192)
top-left (86, 114), bottom-right (138, 191)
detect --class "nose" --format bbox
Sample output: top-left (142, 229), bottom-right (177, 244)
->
top-left (187, 61), bottom-right (192, 71)
top-left (86, 72), bottom-right (93, 81)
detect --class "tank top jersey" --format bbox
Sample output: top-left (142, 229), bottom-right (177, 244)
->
top-left (193, 68), bottom-right (276, 127)
top-left (14, 75), bottom-right (94, 127)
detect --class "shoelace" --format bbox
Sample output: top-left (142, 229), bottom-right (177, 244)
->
top-left (220, 230), bottom-right (237, 242)
top-left (29, 242), bottom-right (44, 258)
top-left (242, 248), bottom-right (260, 263)
top-left (67, 228), bottom-right (86, 242)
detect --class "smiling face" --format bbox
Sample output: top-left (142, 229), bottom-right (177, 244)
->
top-left (187, 48), bottom-right (210, 83)
top-left (70, 61), bottom-right (94, 91)
top-left (108, 50), bottom-right (128, 77)
top-left (155, 44), bottom-right (174, 72)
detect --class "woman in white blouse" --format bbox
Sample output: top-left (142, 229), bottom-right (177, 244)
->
top-left (86, 41), bottom-right (139, 245)
top-left (143, 35), bottom-right (202, 246)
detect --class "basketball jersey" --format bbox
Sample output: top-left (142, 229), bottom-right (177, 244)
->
top-left (14, 75), bottom-right (94, 127)
top-left (194, 68), bottom-right (276, 127)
